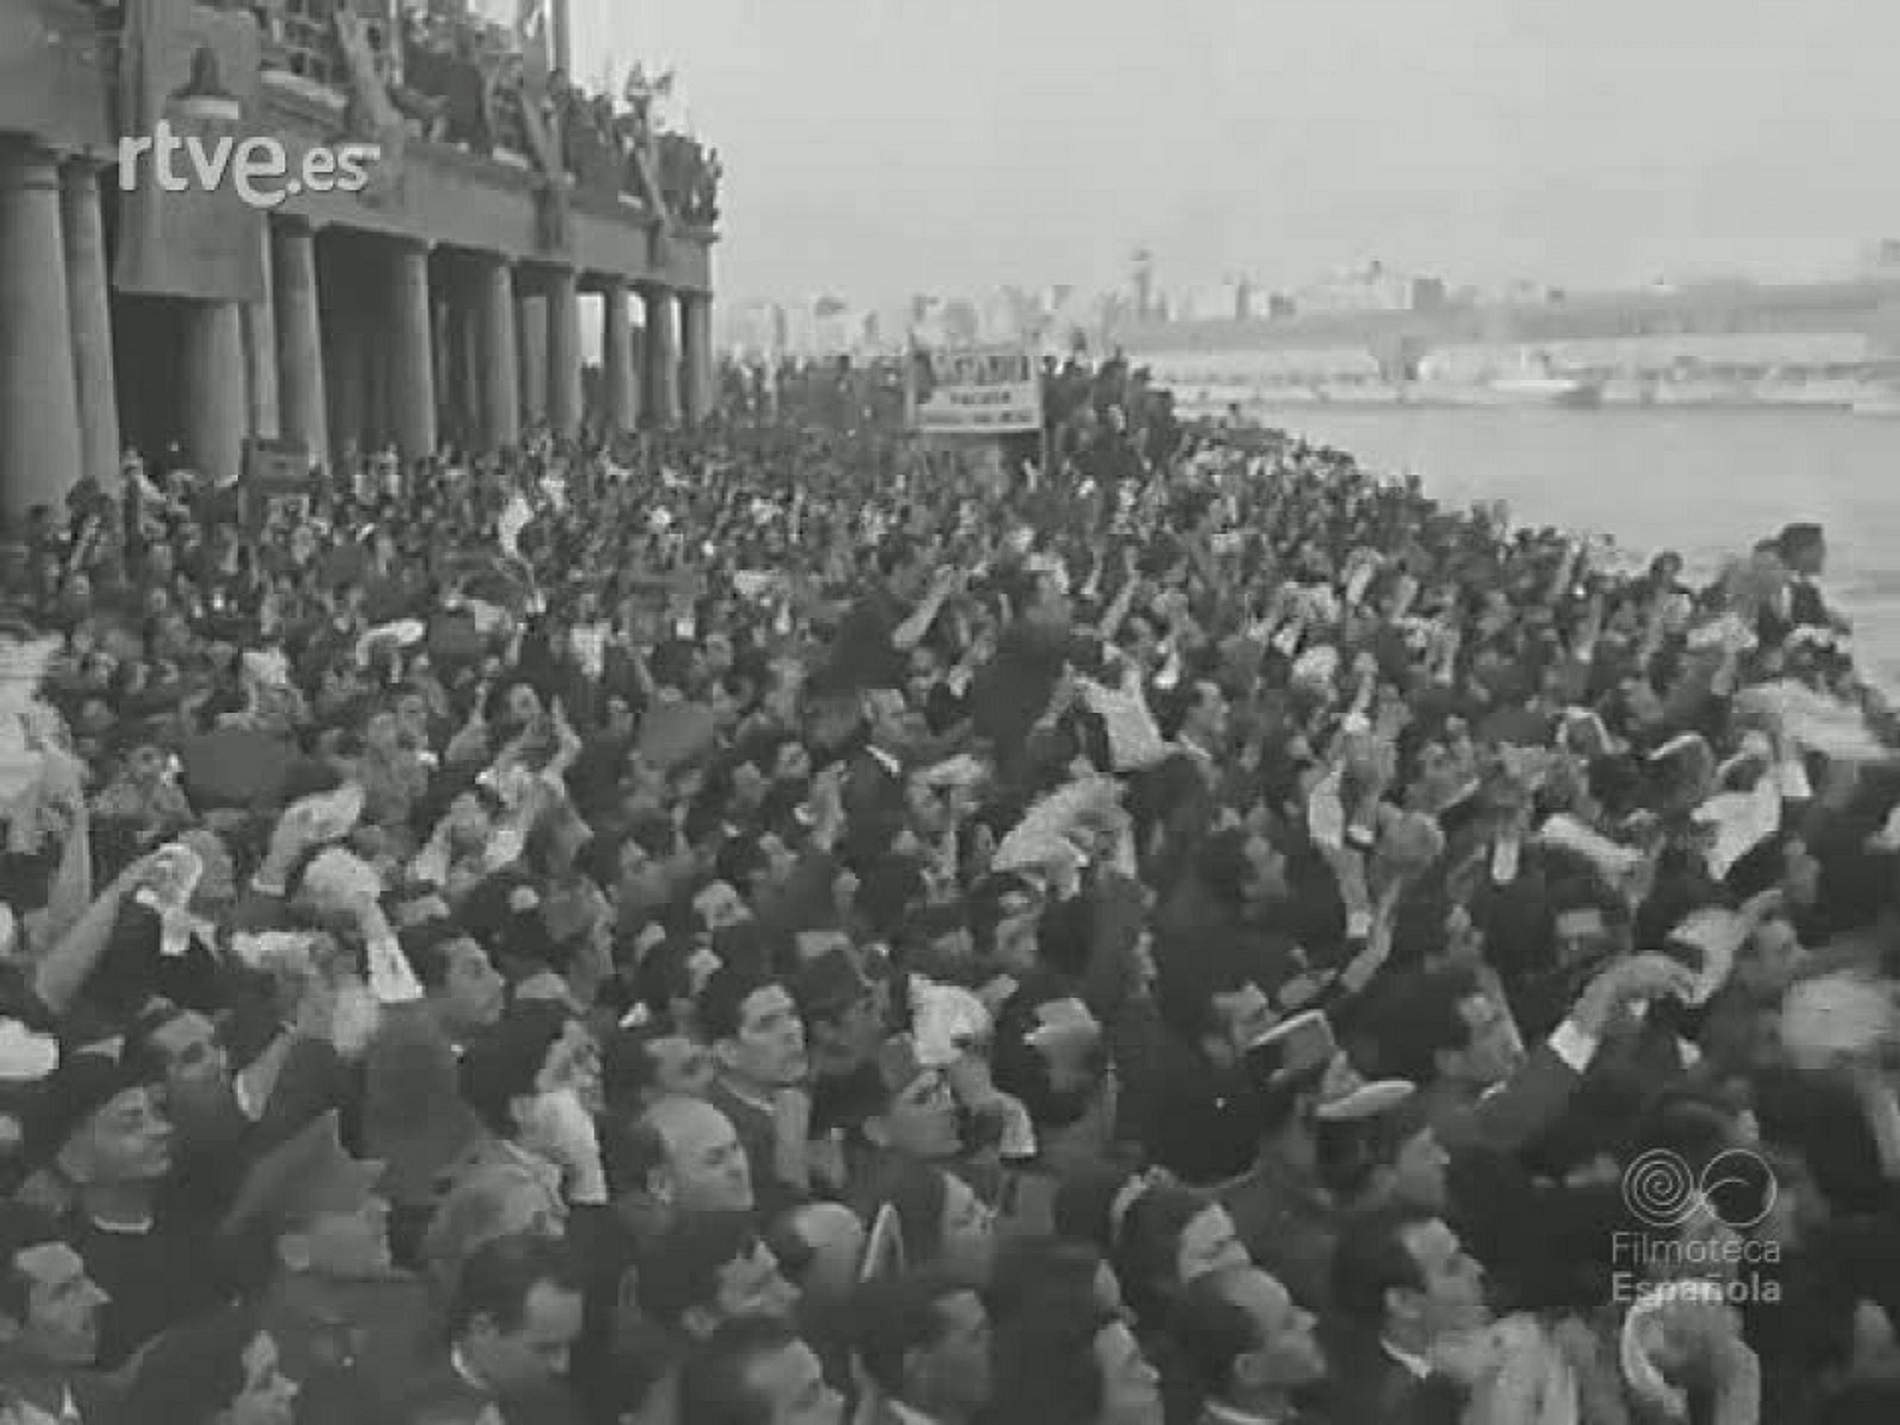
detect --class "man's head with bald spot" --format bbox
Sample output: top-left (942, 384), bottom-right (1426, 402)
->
top-left (770, 1202), bottom-right (867, 1304)
top-left (643, 1095), bottom-right (755, 1213)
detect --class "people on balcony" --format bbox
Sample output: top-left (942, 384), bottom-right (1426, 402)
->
top-left (401, 6), bottom-right (489, 151)
top-left (365, 16), bottom-right (446, 140)
top-left (235, 0), bottom-right (720, 221)
top-left (656, 132), bottom-right (721, 226)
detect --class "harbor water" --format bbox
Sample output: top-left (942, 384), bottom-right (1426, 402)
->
top-left (1267, 406), bottom-right (1900, 689)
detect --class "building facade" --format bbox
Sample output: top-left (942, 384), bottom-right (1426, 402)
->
top-left (0, 0), bottom-right (719, 526)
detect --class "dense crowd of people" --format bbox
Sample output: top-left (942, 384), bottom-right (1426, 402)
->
top-left (1, 358), bottom-right (1899, 1425)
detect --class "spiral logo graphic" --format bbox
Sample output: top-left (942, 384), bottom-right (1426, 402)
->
top-left (1622, 1149), bottom-right (1698, 1227)
top-left (1621, 1147), bottom-right (1777, 1231)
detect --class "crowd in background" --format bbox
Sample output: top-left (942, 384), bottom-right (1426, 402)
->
top-left (0, 356), bottom-right (1899, 1425)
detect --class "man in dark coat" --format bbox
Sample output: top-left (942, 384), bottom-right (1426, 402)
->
top-left (223, 1111), bottom-right (428, 1425)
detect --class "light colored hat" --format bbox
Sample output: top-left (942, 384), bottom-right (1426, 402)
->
top-left (1313, 1049), bottom-right (1416, 1122)
top-left (1781, 973), bottom-right (1896, 1068)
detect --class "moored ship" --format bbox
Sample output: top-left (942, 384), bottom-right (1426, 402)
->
top-left (1486, 352), bottom-right (1603, 408)
top-left (1852, 386), bottom-right (1900, 418)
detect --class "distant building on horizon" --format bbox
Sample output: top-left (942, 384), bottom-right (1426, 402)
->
top-left (1166, 277), bottom-right (1292, 323)
top-left (1294, 261), bottom-right (1444, 316)
top-left (720, 300), bottom-right (787, 358)
top-left (1131, 249), bottom-right (1156, 323)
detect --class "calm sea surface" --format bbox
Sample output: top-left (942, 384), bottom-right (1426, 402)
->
top-left (1267, 407), bottom-right (1900, 687)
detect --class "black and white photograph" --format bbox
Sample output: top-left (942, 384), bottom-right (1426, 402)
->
top-left (0, 1), bottom-right (1898, 1422)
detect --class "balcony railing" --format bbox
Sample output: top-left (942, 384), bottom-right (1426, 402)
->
top-left (91, 0), bottom-right (720, 224)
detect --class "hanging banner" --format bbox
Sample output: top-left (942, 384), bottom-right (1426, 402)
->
top-left (911, 344), bottom-right (1044, 435)
top-left (112, 0), bottom-right (266, 303)
top-left (242, 438), bottom-right (311, 531)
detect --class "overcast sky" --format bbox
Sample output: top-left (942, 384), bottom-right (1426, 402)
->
top-left (570, 0), bottom-right (1900, 309)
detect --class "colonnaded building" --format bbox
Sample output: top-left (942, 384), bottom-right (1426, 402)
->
top-left (0, 0), bottom-right (719, 525)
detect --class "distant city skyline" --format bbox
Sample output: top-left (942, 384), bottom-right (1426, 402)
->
top-left (572, 0), bottom-right (1900, 313)
top-left (706, 248), bottom-right (1900, 358)
top-left (708, 239), bottom-right (1900, 356)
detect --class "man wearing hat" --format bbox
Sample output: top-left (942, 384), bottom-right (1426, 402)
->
top-left (1218, 1026), bottom-right (1346, 1316)
top-left (23, 1048), bottom-right (227, 1370)
top-left (224, 1110), bottom-right (425, 1425)
top-left (0, 1201), bottom-right (114, 1423)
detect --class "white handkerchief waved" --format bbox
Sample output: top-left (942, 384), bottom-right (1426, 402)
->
top-left (1693, 776), bottom-right (1781, 880)
top-left (0, 1018), bottom-right (57, 1083)
top-left (910, 978), bottom-right (991, 1069)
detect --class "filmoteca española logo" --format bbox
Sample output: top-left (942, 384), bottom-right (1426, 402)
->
top-left (1621, 1146), bottom-right (1777, 1231)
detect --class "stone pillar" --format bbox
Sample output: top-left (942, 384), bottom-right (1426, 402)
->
top-left (58, 161), bottom-right (120, 497)
top-left (431, 288), bottom-right (452, 438)
top-left (629, 320), bottom-right (645, 427)
top-left (444, 274), bottom-right (480, 446)
top-left (0, 143), bottom-right (82, 526)
top-left (389, 239), bottom-right (436, 463)
top-left (480, 259), bottom-right (520, 449)
top-left (273, 218), bottom-right (327, 469)
top-left (545, 267), bottom-right (582, 438)
top-left (326, 294), bottom-right (366, 467)
top-left (601, 277), bottom-right (636, 435)
top-left (241, 221), bottom-right (281, 440)
top-left (459, 295), bottom-right (482, 444)
top-left (517, 288), bottom-right (547, 428)
top-left (362, 311), bottom-right (390, 452)
top-left (543, 266), bottom-right (577, 435)
top-left (444, 290), bottom-right (467, 444)
top-left (680, 291), bottom-right (714, 425)
top-left (180, 300), bottom-right (245, 486)
top-left (640, 284), bottom-right (679, 428)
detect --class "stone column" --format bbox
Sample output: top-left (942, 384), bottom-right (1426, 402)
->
top-left (629, 319), bottom-right (645, 428)
top-left (0, 143), bottom-right (82, 526)
top-left (326, 292), bottom-right (366, 467)
top-left (431, 288), bottom-right (452, 439)
top-left (273, 218), bottom-right (327, 469)
top-left (389, 239), bottom-right (436, 463)
top-left (517, 287), bottom-right (547, 427)
top-left (241, 221), bottom-right (281, 440)
top-left (545, 267), bottom-right (582, 439)
top-left (445, 274), bottom-right (480, 446)
top-left (601, 277), bottom-right (636, 434)
top-left (481, 258), bottom-right (520, 449)
top-left (180, 300), bottom-right (245, 486)
top-left (640, 284), bottom-right (679, 428)
top-left (58, 160), bottom-right (120, 497)
top-left (459, 295), bottom-right (482, 444)
top-left (680, 291), bottom-right (714, 425)
top-left (362, 311), bottom-right (391, 452)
